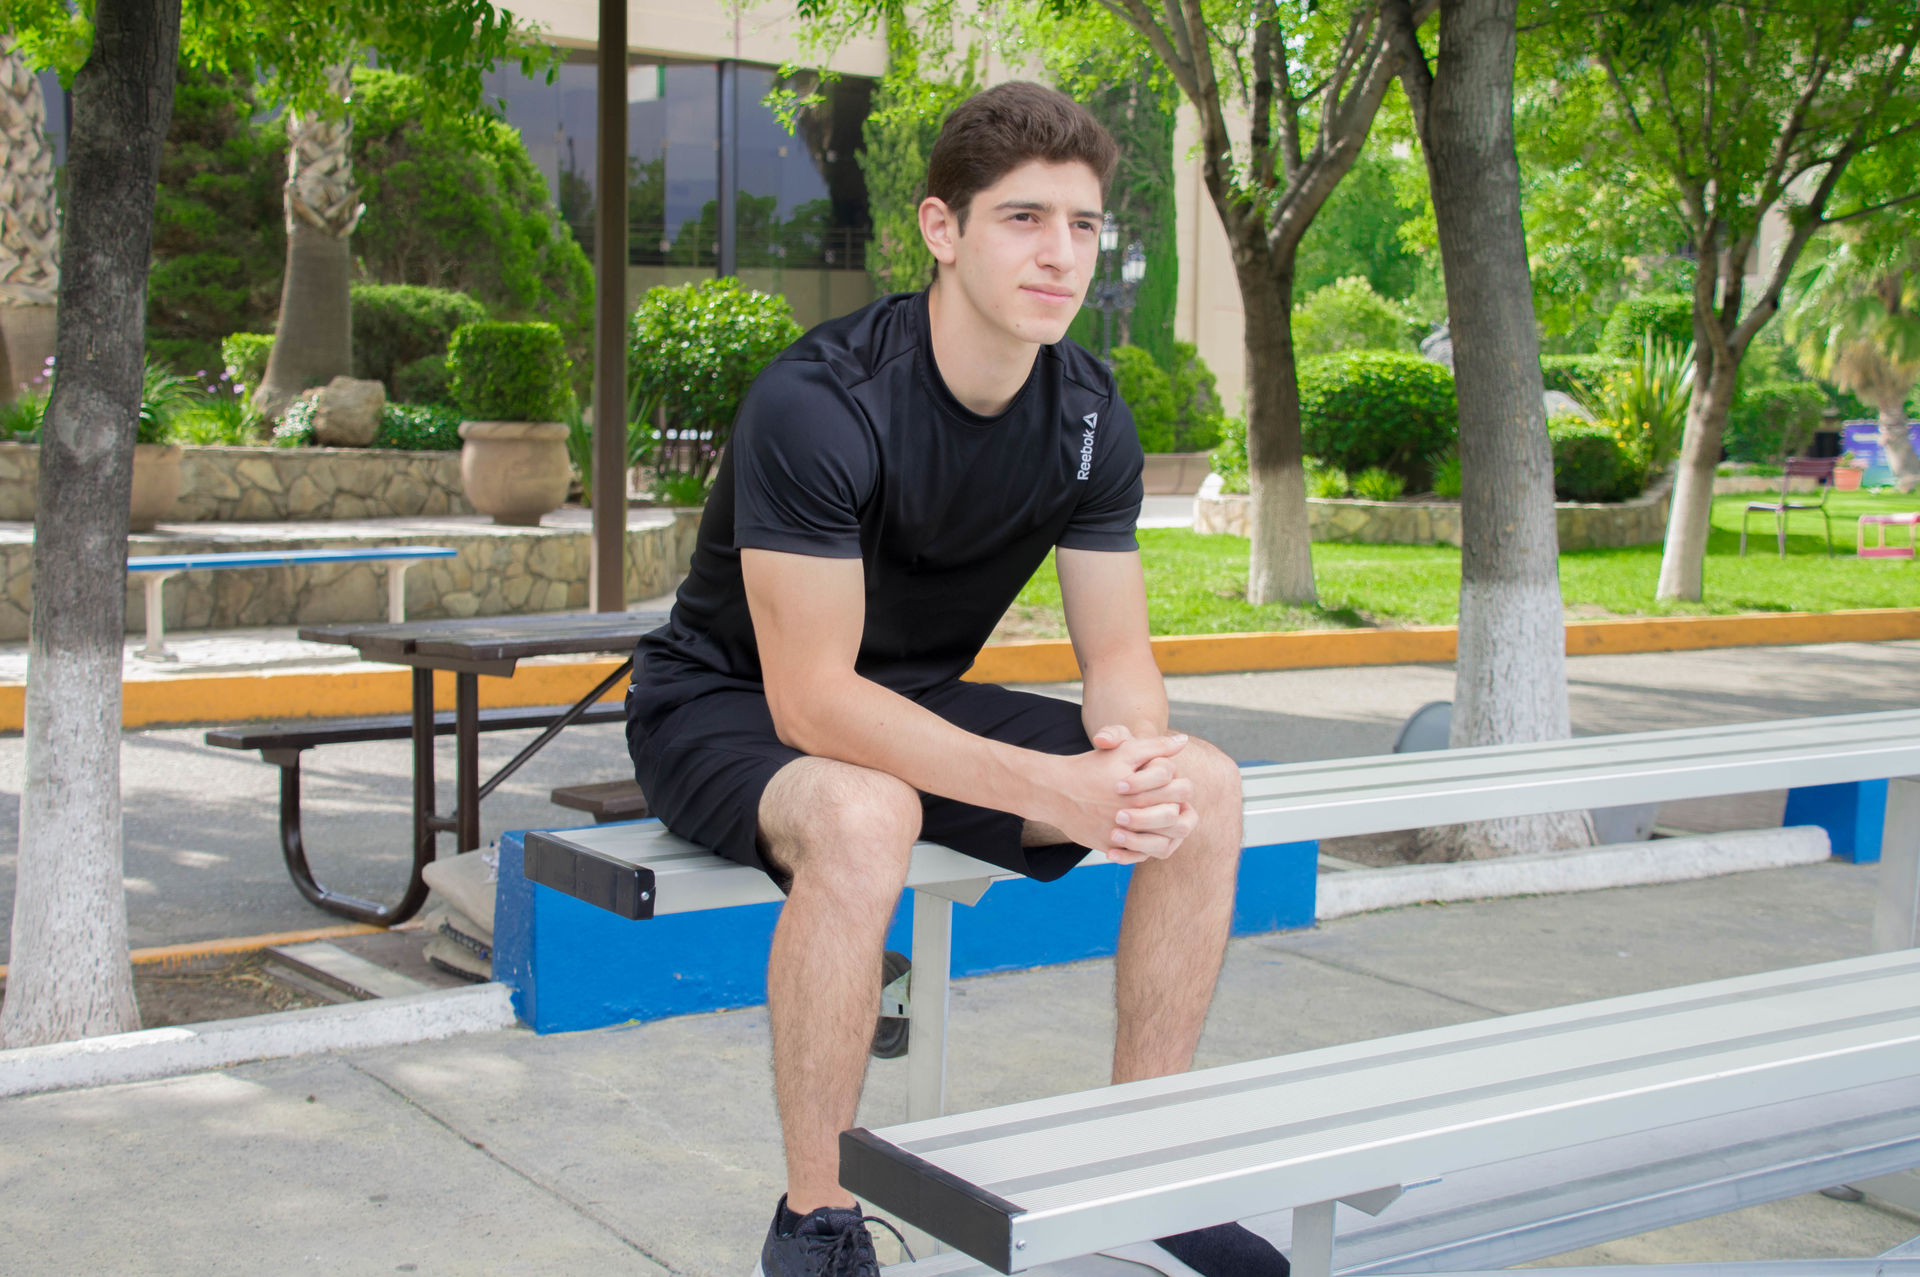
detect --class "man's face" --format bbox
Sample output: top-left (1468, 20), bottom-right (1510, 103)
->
top-left (925, 159), bottom-right (1104, 347)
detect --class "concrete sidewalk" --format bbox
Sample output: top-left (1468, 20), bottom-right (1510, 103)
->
top-left (2, 860), bottom-right (1916, 1274)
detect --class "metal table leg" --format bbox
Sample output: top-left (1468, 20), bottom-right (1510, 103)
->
top-left (1874, 776), bottom-right (1920, 952)
top-left (456, 672), bottom-right (481, 852)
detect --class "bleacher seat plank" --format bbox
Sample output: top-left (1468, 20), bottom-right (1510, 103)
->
top-left (839, 951), bottom-right (1920, 1273)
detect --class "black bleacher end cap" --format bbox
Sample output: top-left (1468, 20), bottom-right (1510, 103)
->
top-left (840, 1127), bottom-right (1022, 1273)
top-left (524, 831), bottom-right (656, 920)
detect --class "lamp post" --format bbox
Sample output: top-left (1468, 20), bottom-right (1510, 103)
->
top-left (1086, 211), bottom-right (1146, 360)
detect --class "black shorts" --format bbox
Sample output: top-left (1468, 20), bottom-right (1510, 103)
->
top-left (625, 678), bottom-right (1093, 884)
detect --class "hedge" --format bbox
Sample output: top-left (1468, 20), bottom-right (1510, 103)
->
top-left (352, 285), bottom-right (488, 399)
top-left (1540, 353), bottom-right (1628, 399)
top-left (448, 321), bottom-right (571, 422)
top-left (1600, 293), bottom-right (1693, 358)
top-left (1549, 416), bottom-right (1643, 503)
top-left (1299, 350), bottom-right (1457, 486)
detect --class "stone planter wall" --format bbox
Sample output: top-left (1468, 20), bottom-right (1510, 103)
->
top-left (0, 509), bottom-right (701, 641)
top-left (1194, 479), bottom-right (1672, 551)
top-left (0, 443), bottom-right (472, 523)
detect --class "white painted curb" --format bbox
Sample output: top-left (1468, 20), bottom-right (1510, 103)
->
top-left (0, 981), bottom-right (517, 1099)
top-left (1315, 826), bottom-right (1834, 921)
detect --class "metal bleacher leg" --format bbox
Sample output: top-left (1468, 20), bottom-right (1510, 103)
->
top-left (907, 889), bottom-right (952, 1123)
top-left (1290, 1200), bottom-right (1336, 1277)
top-left (1873, 777), bottom-right (1920, 952)
top-left (137, 571), bottom-right (178, 661)
top-left (386, 561), bottom-right (409, 623)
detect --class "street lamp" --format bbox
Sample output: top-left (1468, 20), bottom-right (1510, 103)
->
top-left (1086, 213), bottom-right (1146, 360)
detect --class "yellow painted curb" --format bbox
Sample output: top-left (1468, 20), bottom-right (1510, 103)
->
top-left (0, 923), bottom-right (382, 980)
top-left (0, 607), bottom-right (1916, 731)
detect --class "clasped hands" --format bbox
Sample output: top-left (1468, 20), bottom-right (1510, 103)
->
top-left (1047, 725), bottom-right (1198, 866)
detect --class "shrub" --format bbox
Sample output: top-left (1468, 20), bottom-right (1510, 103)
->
top-left (1351, 466), bottom-right (1405, 501)
top-left (1550, 417), bottom-right (1642, 503)
top-left (1540, 354), bottom-right (1628, 399)
top-left (1165, 341), bottom-right (1225, 452)
top-left (1599, 293), bottom-right (1693, 358)
top-left (1306, 458), bottom-right (1350, 498)
top-left (1111, 346), bottom-right (1179, 452)
top-left (139, 360), bottom-right (202, 444)
top-left (448, 321), bottom-right (571, 423)
top-left (1577, 335), bottom-right (1692, 476)
top-left (1210, 415), bottom-right (1249, 495)
top-left (1724, 380), bottom-right (1826, 463)
top-left (351, 285), bottom-right (488, 396)
top-left (628, 278), bottom-right (803, 487)
top-left (373, 403), bottom-right (464, 452)
top-left (394, 354), bottom-right (453, 407)
top-left (1429, 448), bottom-right (1462, 499)
top-left (272, 397), bottom-right (316, 447)
top-left (352, 69), bottom-right (592, 356)
top-left (1298, 350), bottom-right (1457, 487)
top-left (221, 332), bottom-right (274, 391)
top-left (0, 391), bottom-right (45, 442)
top-left (1292, 276), bottom-right (1416, 357)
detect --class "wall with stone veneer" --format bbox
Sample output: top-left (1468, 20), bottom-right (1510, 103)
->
top-left (0, 443), bottom-right (471, 522)
top-left (1194, 479), bottom-right (1672, 551)
top-left (0, 511), bottom-right (701, 641)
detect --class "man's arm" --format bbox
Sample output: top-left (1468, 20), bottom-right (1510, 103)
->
top-left (1056, 547), bottom-right (1200, 860)
top-left (742, 548), bottom-right (1189, 858)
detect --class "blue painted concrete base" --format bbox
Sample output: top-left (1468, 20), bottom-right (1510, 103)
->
top-left (1783, 779), bottom-right (1886, 864)
top-left (495, 826), bottom-right (1318, 1035)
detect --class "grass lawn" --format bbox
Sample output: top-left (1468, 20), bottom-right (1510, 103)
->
top-left (995, 491), bottom-right (1920, 639)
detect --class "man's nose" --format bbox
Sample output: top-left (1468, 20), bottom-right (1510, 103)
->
top-left (1035, 217), bottom-right (1075, 271)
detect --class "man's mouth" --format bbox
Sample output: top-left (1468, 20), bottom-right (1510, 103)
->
top-left (1022, 285), bottom-right (1076, 303)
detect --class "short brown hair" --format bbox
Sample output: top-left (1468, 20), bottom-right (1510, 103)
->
top-left (925, 82), bottom-right (1119, 234)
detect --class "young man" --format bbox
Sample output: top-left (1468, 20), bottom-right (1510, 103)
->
top-left (626, 82), bottom-right (1285, 1277)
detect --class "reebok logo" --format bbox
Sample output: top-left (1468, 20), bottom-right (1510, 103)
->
top-left (1076, 412), bottom-right (1098, 480)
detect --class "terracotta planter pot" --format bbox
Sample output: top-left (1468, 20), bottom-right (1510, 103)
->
top-left (1140, 451), bottom-right (1215, 495)
top-left (129, 443), bottom-right (184, 532)
top-left (1833, 465), bottom-right (1864, 491)
top-left (459, 420), bottom-right (571, 526)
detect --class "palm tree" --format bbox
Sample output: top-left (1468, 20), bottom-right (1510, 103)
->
top-left (252, 64), bottom-right (361, 419)
top-left (0, 40), bottom-right (61, 402)
top-left (1787, 237), bottom-right (1920, 493)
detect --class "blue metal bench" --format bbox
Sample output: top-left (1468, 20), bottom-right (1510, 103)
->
top-left (126, 545), bottom-right (456, 659)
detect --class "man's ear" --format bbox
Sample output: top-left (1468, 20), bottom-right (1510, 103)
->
top-left (919, 195), bottom-right (961, 268)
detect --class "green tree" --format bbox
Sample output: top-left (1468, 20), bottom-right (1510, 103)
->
top-left (0, 0), bottom-right (549, 1048)
top-left (351, 68), bottom-right (591, 356)
top-left (1294, 147), bottom-right (1423, 301)
top-left (1533, 0), bottom-right (1920, 602)
top-left (1786, 233), bottom-right (1920, 490)
top-left (855, 22), bottom-right (977, 295)
top-left (146, 65), bottom-right (285, 374)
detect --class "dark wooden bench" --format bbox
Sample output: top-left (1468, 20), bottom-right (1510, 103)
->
top-left (549, 778), bottom-right (651, 822)
top-left (207, 702), bottom-right (628, 922)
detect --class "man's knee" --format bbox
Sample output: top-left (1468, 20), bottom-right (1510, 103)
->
top-left (1182, 737), bottom-right (1244, 852)
top-left (761, 758), bottom-right (922, 891)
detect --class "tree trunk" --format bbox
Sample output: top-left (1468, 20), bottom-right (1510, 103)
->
top-left (0, 41), bottom-right (62, 401)
top-left (254, 66), bottom-right (360, 420)
top-left (1874, 397), bottom-right (1919, 494)
top-left (1404, 0), bottom-right (1587, 859)
top-left (1241, 263), bottom-right (1315, 604)
top-left (1655, 357), bottom-right (1738, 601)
top-left (0, 0), bottom-right (181, 1048)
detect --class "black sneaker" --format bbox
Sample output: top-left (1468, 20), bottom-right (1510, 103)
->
top-left (1106, 1221), bottom-right (1290, 1276)
top-left (754, 1195), bottom-right (913, 1277)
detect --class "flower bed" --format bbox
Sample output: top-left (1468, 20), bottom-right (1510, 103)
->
top-left (1194, 479), bottom-right (1672, 551)
top-left (0, 443), bottom-right (470, 522)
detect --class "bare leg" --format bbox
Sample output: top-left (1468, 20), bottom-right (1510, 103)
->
top-left (761, 757), bottom-right (921, 1214)
top-left (1109, 739), bottom-right (1242, 1084)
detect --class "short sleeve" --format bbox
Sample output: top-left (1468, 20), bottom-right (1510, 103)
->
top-left (1058, 393), bottom-right (1144, 551)
top-left (729, 359), bottom-right (877, 558)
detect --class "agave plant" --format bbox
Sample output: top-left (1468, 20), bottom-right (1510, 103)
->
top-left (137, 360), bottom-right (203, 445)
top-left (1577, 333), bottom-right (1693, 478)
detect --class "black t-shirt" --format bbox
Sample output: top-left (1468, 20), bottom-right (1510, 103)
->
top-left (632, 290), bottom-right (1143, 711)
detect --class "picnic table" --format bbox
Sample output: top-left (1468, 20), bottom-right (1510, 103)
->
top-left (291, 610), bottom-right (669, 917)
